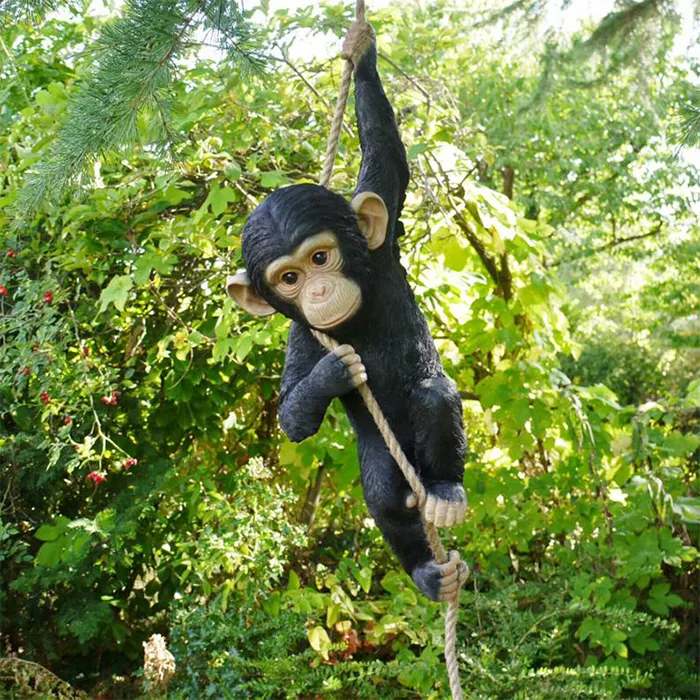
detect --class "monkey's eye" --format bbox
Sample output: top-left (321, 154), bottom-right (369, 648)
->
top-left (281, 271), bottom-right (298, 285)
top-left (311, 251), bottom-right (328, 266)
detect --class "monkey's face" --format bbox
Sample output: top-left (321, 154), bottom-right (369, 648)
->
top-left (263, 232), bottom-right (361, 329)
top-left (227, 185), bottom-right (388, 331)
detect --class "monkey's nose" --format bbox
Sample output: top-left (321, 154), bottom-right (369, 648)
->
top-left (311, 282), bottom-right (330, 300)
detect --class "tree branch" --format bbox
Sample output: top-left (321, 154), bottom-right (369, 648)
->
top-left (551, 223), bottom-right (664, 266)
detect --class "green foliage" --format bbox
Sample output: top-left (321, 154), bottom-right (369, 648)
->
top-left (679, 86), bottom-right (700, 146)
top-left (10, 0), bottom-right (262, 216)
top-left (1, 1), bottom-right (698, 698)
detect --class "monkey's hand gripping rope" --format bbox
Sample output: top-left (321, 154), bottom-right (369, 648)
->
top-left (314, 3), bottom-right (469, 698)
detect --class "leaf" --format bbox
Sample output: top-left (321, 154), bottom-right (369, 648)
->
top-left (36, 540), bottom-right (65, 567)
top-left (205, 183), bottom-right (237, 216)
top-left (235, 334), bottom-right (254, 362)
top-left (509, 398), bottom-right (530, 430)
top-left (475, 376), bottom-right (512, 408)
top-left (614, 642), bottom-right (628, 658)
top-left (262, 592), bottom-right (281, 617)
top-left (259, 171), bottom-right (290, 188)
top-left (649, 582), bottom-right (670, 597)
top-left (224, 161), bottom-right (242, 181)
top-left (212, 338), bottom-right (235, 362)
top-left (397, 588), bottom-right (418, 606)
top-left (134, 251), bottom-right (178, 284)
top-left (287, 570), bottom-right (300, 591)
top-left (428, 232), bottom-right (469, 271)
top-left (647, 598), bottom-right (668, 616)
top-left (35, 524), bottom-right (63, 541)
top-left (326, 604), bottom-right (341, 627)
top-left (380, 570), bottom-right (403, 595)
top-left (407, 143), bottom-right (429, 159)
top-left (577, 616), bottom-right (602, 642)
top-left (307, 625), bottom-right (331, 657)
top-left (672, 497), bottom-right (700, 523)
top-left (661, 432), bottom-right (699, 457)
top-left (98, 275), bottom-right (133, 313)
top-left (161, 185), bottom-right (190, 205)
top-left (354, 566), bottom-right (372, 593)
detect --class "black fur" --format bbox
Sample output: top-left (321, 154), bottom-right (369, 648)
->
top-left (240, 42), bottom-right (466, 601)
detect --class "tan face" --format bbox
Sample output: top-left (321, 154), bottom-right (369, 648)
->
top-left (264, 232), bottom-right (362, 329)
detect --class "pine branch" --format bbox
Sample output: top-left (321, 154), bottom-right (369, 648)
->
top-left (13, 0), bottom-right (263, 221)
top-left (520, 0), bottom-right (672, 111)
top-left (0, 0), bottom-right (60, 22)
top-left (678, 88), bottom-right (700, 147)
top-left (568, 0), bottom-right (665, 63)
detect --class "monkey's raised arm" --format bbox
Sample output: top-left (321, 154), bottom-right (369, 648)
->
top-left (352, 38), bottom-right (410, 244)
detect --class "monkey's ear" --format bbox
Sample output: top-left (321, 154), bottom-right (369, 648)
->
top-left (351, 192), bottom-right (388, 250)
top-left (226, 271), bottom-right (276, 316)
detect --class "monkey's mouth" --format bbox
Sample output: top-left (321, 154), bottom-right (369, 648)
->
top-left (306, 290), bottom-right (362, 330)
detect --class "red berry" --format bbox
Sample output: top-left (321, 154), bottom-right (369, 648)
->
top-left (44, 291), bottom-right (53, 304)
top-left (109, 390), bottom-right (120, 406)
top-left (7, 249), bottom-right (16, 258)
top-left (100, 396), bottom-right (111, 405)
top-left (86, 471), bottom-right (106, 485)
top-left (83, 346), bottom-right (90, 357)
top-left (0, 285), bottom-right (7, 296)
top-left (40, 391), bottom-right (50, 405)
top-left (23, 367), bottom-right (30, 376)
top-left (64, 416), bottom-right (72, 425)
top-left (124, 457), bottom-right (138, 469)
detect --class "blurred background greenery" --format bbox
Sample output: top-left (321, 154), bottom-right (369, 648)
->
top-left (0, 1), bottom-right (698, 697)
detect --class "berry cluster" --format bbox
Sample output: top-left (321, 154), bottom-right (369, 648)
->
top-left (101, 390), bottom-right (121, 406)
top-left (87, 471), bottom-right (106, 485)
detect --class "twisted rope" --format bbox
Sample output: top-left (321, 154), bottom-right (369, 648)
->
top-left (314, 4), bottom-right (467, 698)
top-left (319, 0), bottom-right (365, 188)
top-left (318, 61), bottom-right (353, 189)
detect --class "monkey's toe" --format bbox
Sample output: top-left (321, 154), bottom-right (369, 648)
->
top-left (422, 483), bottom-right (467, 528)
top-left (439, 551), bottom-right (469, 601)
top-left (411, 552), bottom-right (469, 602)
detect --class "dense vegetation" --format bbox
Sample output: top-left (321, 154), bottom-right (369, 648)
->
top-left (1, 1), bottom-right (698, 697)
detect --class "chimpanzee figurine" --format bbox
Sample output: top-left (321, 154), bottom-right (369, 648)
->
top-left (227, 22), bottom-right (467, 601)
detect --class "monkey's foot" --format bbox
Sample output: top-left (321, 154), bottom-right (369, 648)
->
top-left (411, 551), bottom-right (469, 602)
top-left (406, 481), bottom-right (467, 528)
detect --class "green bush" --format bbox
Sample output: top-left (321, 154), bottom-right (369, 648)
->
top-left (1, 2), bottom-right (698, 698)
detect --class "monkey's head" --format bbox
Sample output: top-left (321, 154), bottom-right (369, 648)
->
top-left (227, 184), bottom-right (388, 330)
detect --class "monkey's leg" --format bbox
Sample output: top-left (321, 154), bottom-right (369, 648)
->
top-left (408, 376), bottom-right (468, 527)
top-left (359, 438), bottom-right (464, 601)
